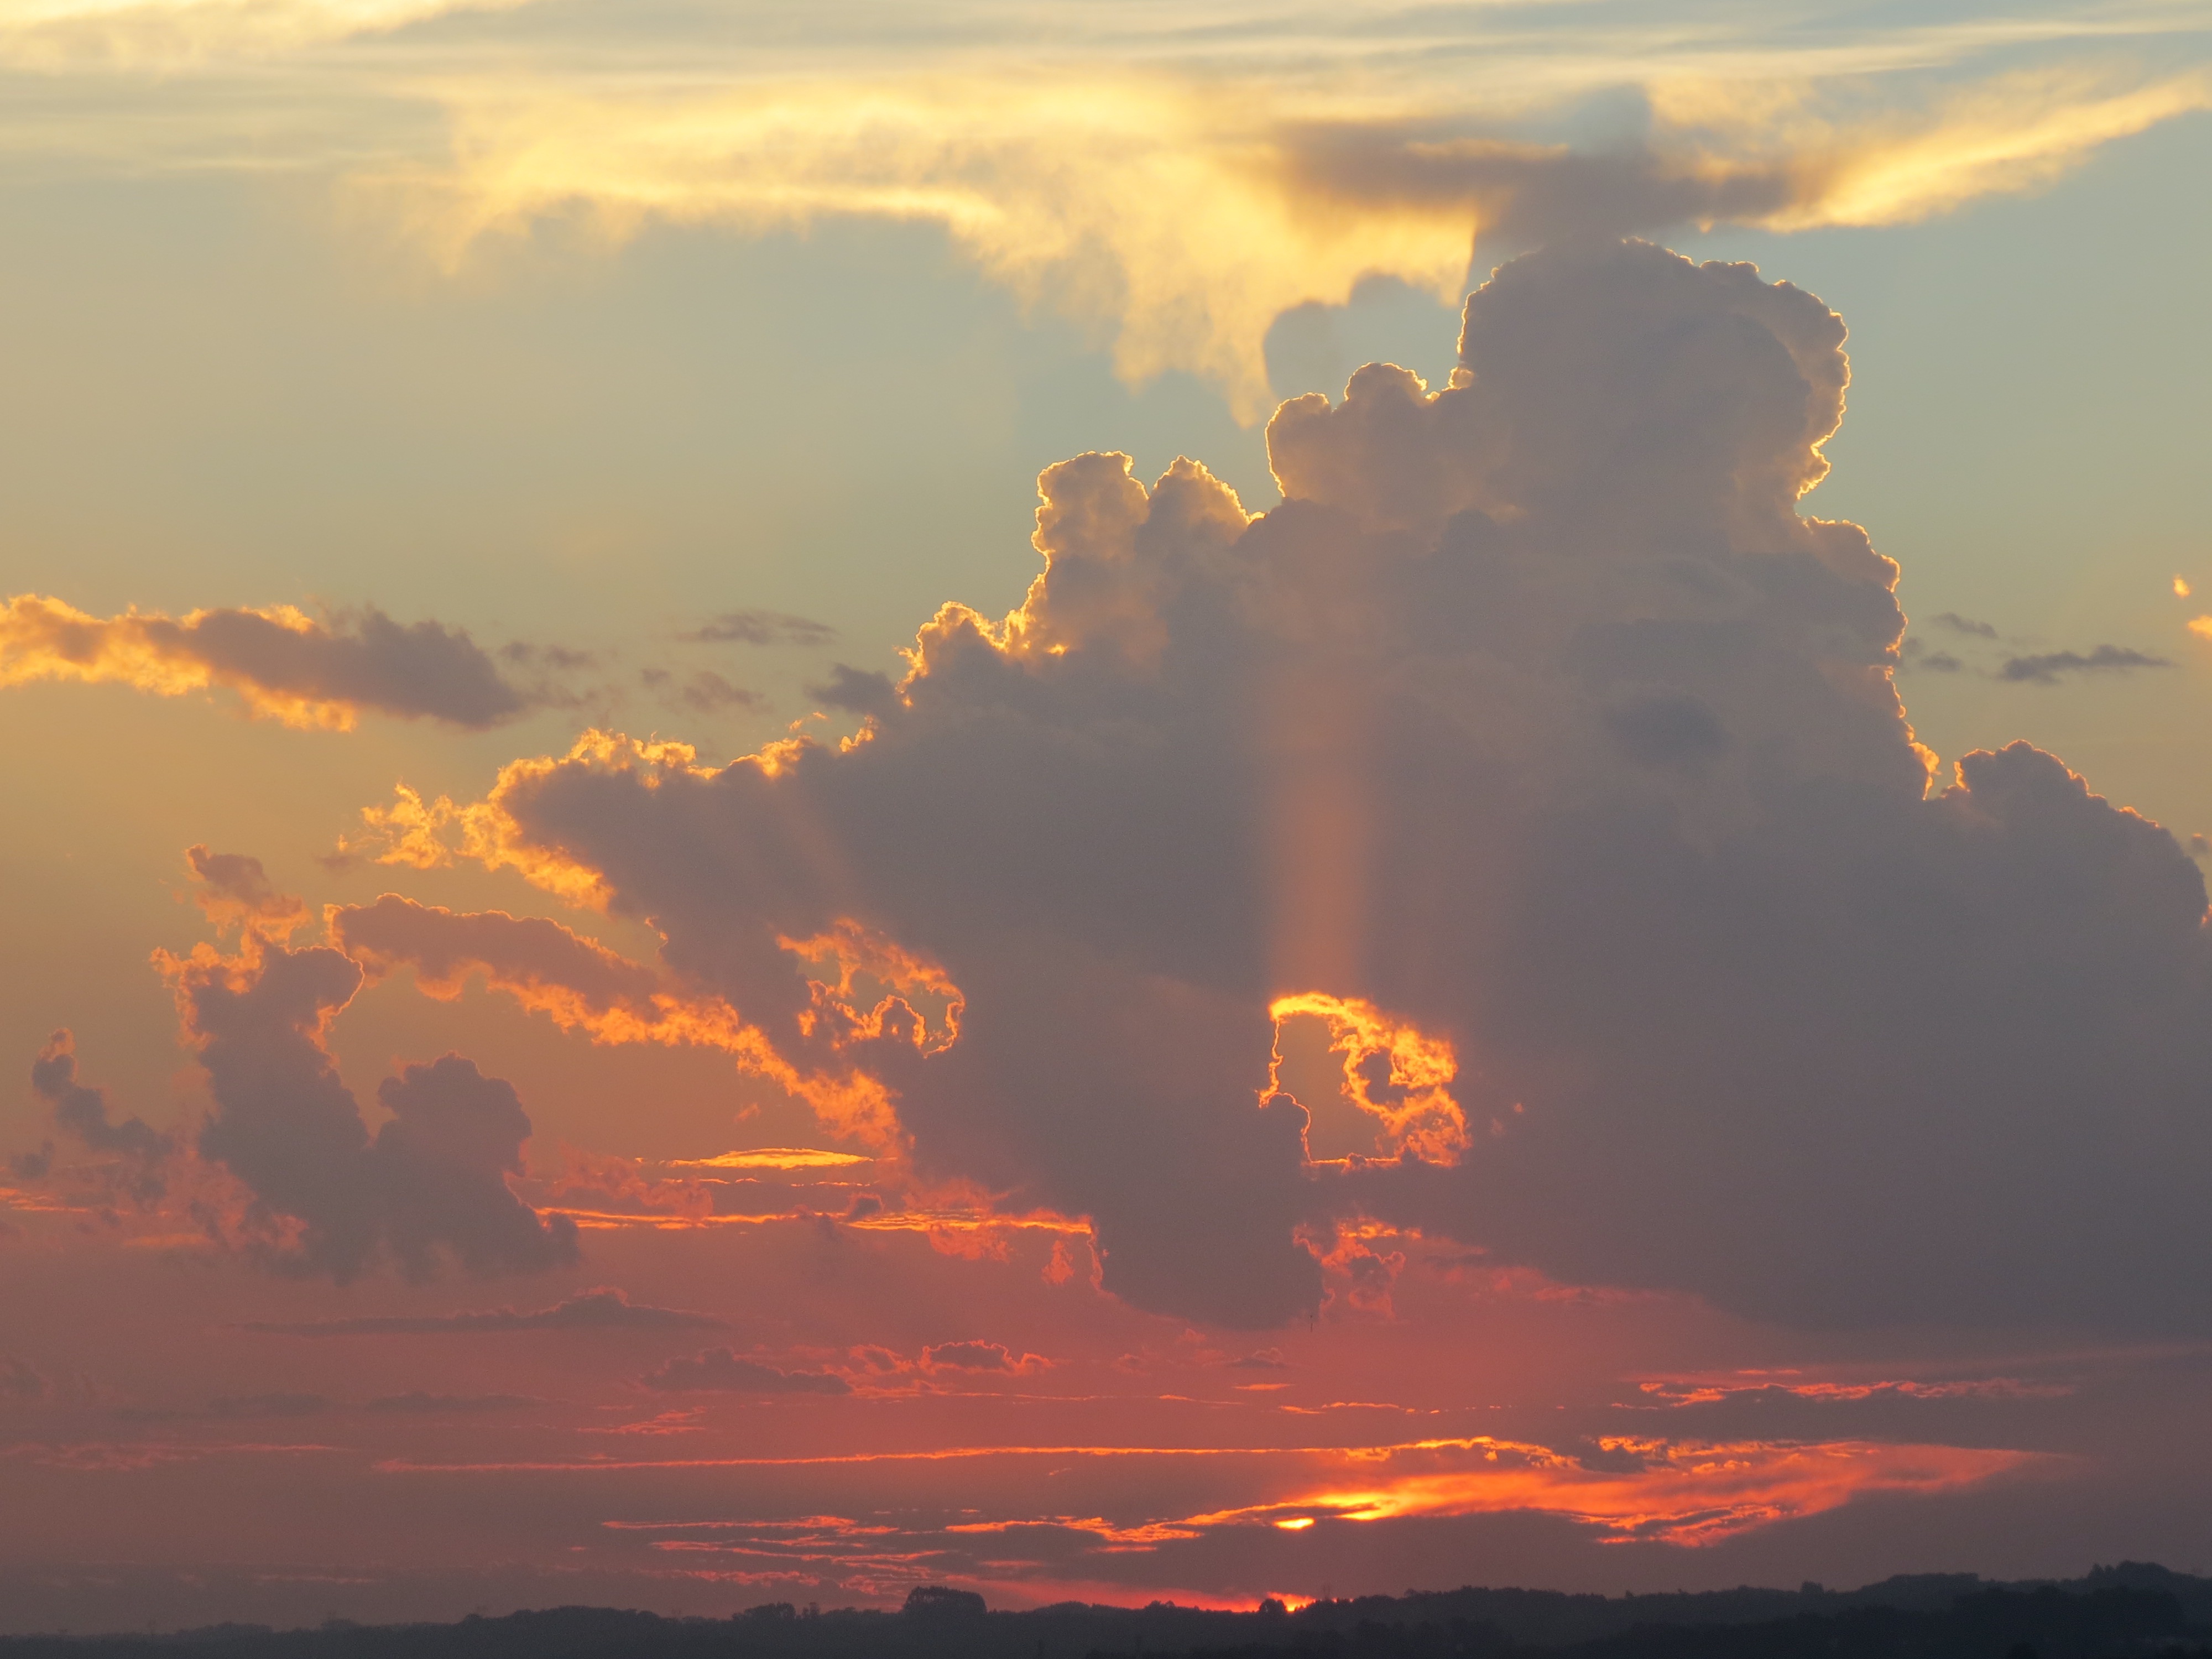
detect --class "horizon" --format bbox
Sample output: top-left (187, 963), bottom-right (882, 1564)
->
top-left (4, 0), bottom-right (2212, 1635)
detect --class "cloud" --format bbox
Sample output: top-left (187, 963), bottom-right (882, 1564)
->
top-left (239, 1287), bottom-right (719, 1336)
top-left (1932, 612), bottom-right (2000, 638)
top-left (28, 1030), bottom-right (170, 1172)
top-left (922, 1340), bottom-right (1048, 1374)
top-left (331, 895), bottom-right (664, 1019)
top-left (186, 846), bottom-right (310, 938)
top-left (360, 1392), bottom-right (540, 1412)
top-left (422, 238), bottom-right (2212, 1338)
top-left (327, 893), bottom-right (925, 1150)
top-left (364, 58), bottom-right (2212, 419)
top-left (639, 1349), bottom-right (851, 1395)
top-left (0, 596), bottom-right (538, 730)
top-left (805, 665), bottom-right (898, 719)
top-left (8, 0), bottom-right (2209, 412)
top-left (0, 0), bottom-right (530, 67)
top-left (641, 669), bottom-right (765, 716)
top-left (158, 859), bottom-right (577, 1281)
top-left (1997, 645), bottom-right (2172, 684)
top-left (680, 612), bottom-right (836, 648)
top-left (1228, 1350), bottom-right (1288, 1371)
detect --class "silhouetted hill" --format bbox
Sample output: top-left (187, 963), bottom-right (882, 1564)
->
top-left (4, 1565), bottom-right (2208, 1659)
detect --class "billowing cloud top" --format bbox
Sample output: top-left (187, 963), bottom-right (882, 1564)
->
top-left (372, 239), bottom-right (2210, 1335)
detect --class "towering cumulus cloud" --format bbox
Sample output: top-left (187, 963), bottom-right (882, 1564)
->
top-left (436, 240), bottom-right (2209, 1332)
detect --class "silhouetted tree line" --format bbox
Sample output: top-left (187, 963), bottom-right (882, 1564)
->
top-left (7, 1562), bottom-right (2211, 1659)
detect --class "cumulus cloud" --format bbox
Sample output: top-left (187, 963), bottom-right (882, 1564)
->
top-left (639, 1349), bottom-right (851, 1395)
top-left (239, 1287), bottom-right (718, 1335)
top-left (0, 596), bottom-right (536, 730)
top-left (409, 238), bottom-right (2212, 1338)
top-left (155, 860), bottom-right (577, 1281)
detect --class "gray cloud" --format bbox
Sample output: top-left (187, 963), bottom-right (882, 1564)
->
top-left (1932, 612), bottom-right (2000, 638)
top-left (641, 667), bottom-right (765, 715)
top-left (166, 857), bottom-right (577, 1282)
top-left (0, 595), bottom-right (562, 729)
top-left (1999, 645), bottom-right (2171, 684)
top-left (1279, 129), bottom-right (1811, 253)
top-left (240, 1288), bottom-right (719, 1337)
top-left (680, 611), bottom-right (836, 647)
top-left (639, 1349), bottom-right (851, 1394)
top-left (459, 239), bottom-right (2212, 1337)
top-left (28, 1030), bottom-right (170, 1173)
top-left (180, 605), bottom-right (529, 727)
top-left (805, 663), bottom-right (899, 718)
top-left (116, 1392), bottom-right (328, 1423)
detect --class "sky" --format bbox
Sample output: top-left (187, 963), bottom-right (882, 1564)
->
top-left (4, 0), bottom-right (2212, 1632)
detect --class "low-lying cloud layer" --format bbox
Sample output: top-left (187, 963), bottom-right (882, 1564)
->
top-left (399, 239), bottom-right (2212, 1335)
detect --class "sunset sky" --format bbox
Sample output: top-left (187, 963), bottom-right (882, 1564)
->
top-left (6, 0), bottom-right (2212, 1632)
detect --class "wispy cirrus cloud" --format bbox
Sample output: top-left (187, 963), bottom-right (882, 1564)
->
top-left (4, 4), bottom-right (2205, 414)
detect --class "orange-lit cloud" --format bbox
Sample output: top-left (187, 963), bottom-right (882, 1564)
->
top-left (7, 2), bottom-right (2206, 412)
top-left (1188, 1435), bottom-right (2046, 1545)
top-left (383, 1430), bottom-right (2041, 1549)
top-left (141, 862), bottom-right (578, 1280)
top-left (0, 594), bottom-right (529, 729)
top-left (1636, 1373), bottom-right (2075, 1407)
top-left (328, 894), bottom-right (918, 1152)
top-left (1268, 994), bottom-right (1467, 1165)
top-left (363, 64), bottom-right (2210, 419)
top-left (667, 1149), bottom-right (872, 1171)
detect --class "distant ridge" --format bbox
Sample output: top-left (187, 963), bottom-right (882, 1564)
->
top-left (5, 1563), bottom-right (2211, 1658)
